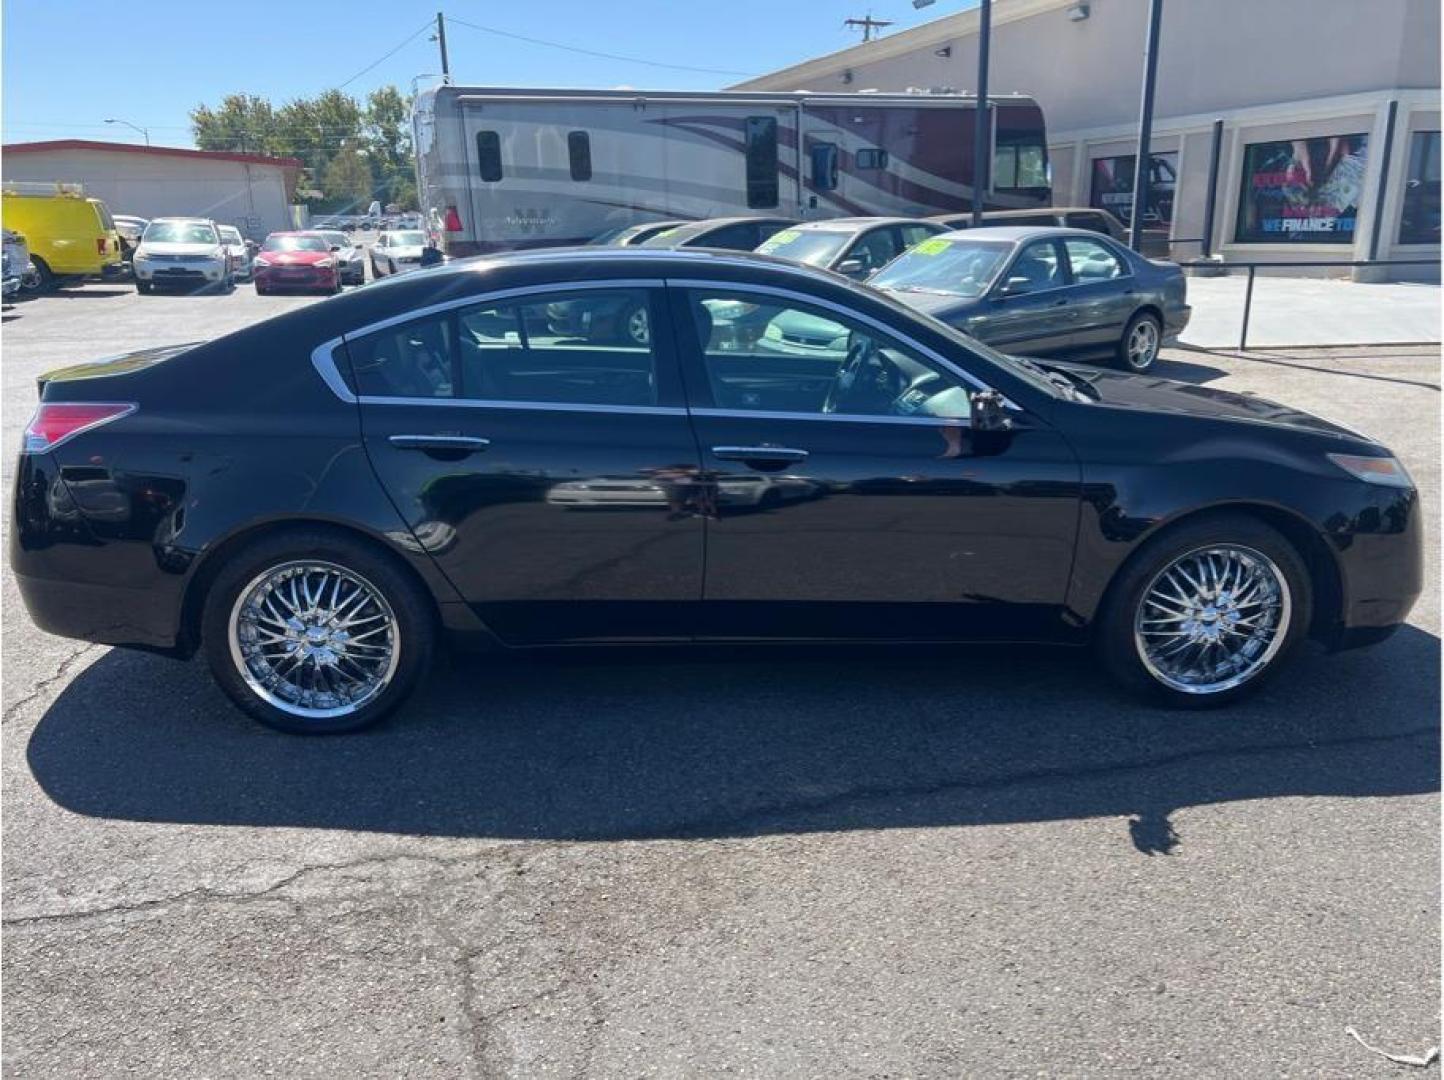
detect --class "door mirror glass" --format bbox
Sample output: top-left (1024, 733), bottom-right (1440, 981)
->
top-left (834, 257), bottom-right (865, 278)
top-left (997, 276), bottom-right (1033, 297)
top-left (331, 245), bottom-right (342, 252)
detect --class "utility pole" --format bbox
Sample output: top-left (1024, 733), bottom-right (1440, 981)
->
top-left (971, 0), bottom-right (991, 225)
top-left (1127, 0), bottom-right (1163, 251)
top-left (844, 14), bottom-right (893, 42)
top-left (435, 11), bottom-right (451, 83)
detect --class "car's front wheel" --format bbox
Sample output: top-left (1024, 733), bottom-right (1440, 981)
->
top-left (1117, 311), bottom-right (1162, 372)
top-left (1096, 513), bottom-right (1311, 707)
top-left (201, 529), bottom-right (436, 733)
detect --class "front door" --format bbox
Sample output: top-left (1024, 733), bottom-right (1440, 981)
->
top-left (968, 238), bottom-right (1077, 356)
top-left (347, 283), bottom-right (704, 644)
top-left (667, 284), bottom-right (1082, 641)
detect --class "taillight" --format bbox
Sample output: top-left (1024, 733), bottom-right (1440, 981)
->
top-left (444, 206), bottom-right (463, 232)
top-left (23, 402), bottom-right (135, 453)
top-left (97, 238), bottom-right (108, 255)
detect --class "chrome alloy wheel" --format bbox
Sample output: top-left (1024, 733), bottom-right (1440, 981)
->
top-left (1133, 544), bottom-right (1291, 695)
top-left (228, 561), bottom-right (400, 719)
top-left (1126, 318), bottom-right (1160, 370)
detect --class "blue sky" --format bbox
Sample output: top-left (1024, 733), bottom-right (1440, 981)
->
top-left (3, 1), bottom-right (974, 149)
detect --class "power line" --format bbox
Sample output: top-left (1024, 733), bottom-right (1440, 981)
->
top-left (334, 19), bottom-right (435, 90)
top-left (445, 15), bottom-right (758, 78)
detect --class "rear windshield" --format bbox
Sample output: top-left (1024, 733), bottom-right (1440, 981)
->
top-left (263, 235), bottom-right (328, 252)
top-left (143, 221), bottom-right (217, 244)
top-left (869, 237), bottom-right (1011, 299)
top-left (755, 228), bottom-right (851, 267)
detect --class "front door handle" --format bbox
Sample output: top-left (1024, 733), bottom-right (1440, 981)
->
top-left (388, 434), bottom-right (491, 453)
top-left (712, 445), bottom-right (809, 472)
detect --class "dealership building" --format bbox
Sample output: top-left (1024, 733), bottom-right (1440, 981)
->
top-left (1, 140), bottom-right (303, 240)
top-left (733, 0), bottom-right (1440, 277)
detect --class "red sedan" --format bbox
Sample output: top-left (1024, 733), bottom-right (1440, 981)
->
top-left (252, 233), bottom-right (341, 295)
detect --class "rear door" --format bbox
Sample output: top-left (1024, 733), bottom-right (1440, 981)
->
top-left (1057, 235), bottom-right (1135, 350)
top-left (344, 281), bottom-right (705, 644)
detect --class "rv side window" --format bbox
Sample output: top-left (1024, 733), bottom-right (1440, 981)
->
top-left (476, 130), bottom-right (503, 182)
top-left (811, 143), bottom-right (839, 192)
top-left (745, 116), bottom-right (779, 209)
top-left (855, 149), bottom-right (888, 170)
top-left (568, 131), bottom-right (592, 182)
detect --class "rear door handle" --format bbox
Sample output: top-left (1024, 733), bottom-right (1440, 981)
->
top-left (388, 434), bottom-right (491, 453)
top-left (712, 445), bottom-right (809, 470)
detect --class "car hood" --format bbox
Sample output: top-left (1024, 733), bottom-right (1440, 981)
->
top-left (874, 287), bottom-right (981, 321)
top-left (1045, 361), bottom-right (1374, 442)
top-left (257, 251), bottom-right (330, 265)
top-left (140, 242), bottom-right (221, 257)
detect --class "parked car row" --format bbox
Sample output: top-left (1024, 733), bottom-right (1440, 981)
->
top-left (1, 181), bottom-right (124, 293)
top-left (584, 207), bottom-right (1185, 372)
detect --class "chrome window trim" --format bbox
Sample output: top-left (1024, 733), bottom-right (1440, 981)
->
top-left (311, 338), bottom-right (357, 404)
top-left (356, 395), bottom-right (688, 417)
top-left (338, 278), bottom-right (666, 341)
top-left (665, 277), bottom-right (1020, 409)
top-left (691, 407), bottom-right (969, 428)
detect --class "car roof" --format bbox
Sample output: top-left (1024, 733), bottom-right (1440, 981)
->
top-left (932, 225), bottom-right (1120, 241)
top-left (654, 216), bottom-right (795, 237)
top-left (150, 216), bottom-right (214, 224)
top-left (789, 216), bottom-right (938, 232)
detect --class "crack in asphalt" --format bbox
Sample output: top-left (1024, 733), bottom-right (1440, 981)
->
top-left (1, 643), bottom-right (105, 726)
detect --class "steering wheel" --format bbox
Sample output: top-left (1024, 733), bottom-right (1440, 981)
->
top-left (822, 336), bottom-right (876, 414)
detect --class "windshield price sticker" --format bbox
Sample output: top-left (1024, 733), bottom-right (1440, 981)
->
top-left (913, 238), bottom-right (951, 255)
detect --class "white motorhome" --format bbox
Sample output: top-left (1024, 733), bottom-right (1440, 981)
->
top-left (412, 85), bottom-right (1051, 256)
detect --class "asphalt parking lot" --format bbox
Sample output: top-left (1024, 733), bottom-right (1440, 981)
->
top-left (2, 281), bottom-right (1438, 1077)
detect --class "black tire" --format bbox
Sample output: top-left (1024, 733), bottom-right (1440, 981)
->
top-left (1095, 513), bottom-right (1312, 708)
top-left (24, 255), bottom-right (54, 294)
top-left (1115, 310), bottom-right (1163, 373)
top-left (135, 281), bottom-right (153, 295)
top-left (200, 528), bottom-right (437, 734)
top-left (255, 284), bottom-right (270, 296)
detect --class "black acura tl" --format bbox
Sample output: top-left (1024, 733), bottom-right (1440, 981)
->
top-left (11, 248), bottom-right (1422, 733)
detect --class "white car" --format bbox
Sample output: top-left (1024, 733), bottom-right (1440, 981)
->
top-left (217, 225), bottom-right (253, 281)
top-left (132, 218), bottom-right (231, 294)
top-left (306, 229), bottom-right (365, 285)
top-left (369, 229), bottom-right (427, 278)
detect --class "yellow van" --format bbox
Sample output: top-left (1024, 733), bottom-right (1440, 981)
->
top-left (1, 182), bottom-right (122, 288)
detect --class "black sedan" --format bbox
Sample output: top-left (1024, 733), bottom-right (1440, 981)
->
top-left (639, 216), bottom-right (798, 251)
top-left (12, 249), bottom-right (1421, 733)
top-left (754, 217), bottom-right (946, 280)
top-left (588, 220), bottom-right (688, 247)
top-left (871, 226), bottom-right (1191, 372)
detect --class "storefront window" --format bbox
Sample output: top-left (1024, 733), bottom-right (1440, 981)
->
top-left (1089, 152), bottom-right (1176, 230)
top-left (1234, 134), bottom-right (1368, 244)
top-left (1398, 131), bottom-right (1440, 246)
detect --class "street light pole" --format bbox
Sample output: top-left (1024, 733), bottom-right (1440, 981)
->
top-left (1127, 0), bottom-right (1163, 251)
top-left (434, 12), bottom-right (451, 83)
top-left (104, 118), bottom-right (150, 147)
top-left (971, 0), bottom-right (991, 226)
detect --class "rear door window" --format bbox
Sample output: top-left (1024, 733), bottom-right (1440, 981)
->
top-left (1062, 237), bottom-right (1127, 282)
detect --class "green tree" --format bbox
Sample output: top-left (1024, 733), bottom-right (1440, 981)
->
top-left (191, 94), bottom-right (280, 155)
top-left (321, 145), bottom-right (376, 211)
top-left (364, 86), bottom-right (416, 209)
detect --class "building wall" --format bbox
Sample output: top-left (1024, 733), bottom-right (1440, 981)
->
top-left (736, 0), bottom-right (1440, 276)
top-left (1, 150), bottom-right (293, 239)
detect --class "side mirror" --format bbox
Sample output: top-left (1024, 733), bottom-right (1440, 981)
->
top-left (331, 245), bottom-right (342, 252)
top-left (969, 389), bottom-right (1014, 433)
top-left (419, 246), bottom-right (444, 267)
top-left (835, 257), bottom-right (865, 278)
top-left (997, 276), bottom-right (1033, 298)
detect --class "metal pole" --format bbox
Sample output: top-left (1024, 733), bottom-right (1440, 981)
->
top-left (1127, 0), bottom-right (1164, 251)
top-left (1200, 118), bottom-right (1223, 258)
top-left (436, 12), bottom-right (451, 83)
top-left (1367, 100), bottom-right (1398, 262)
top-left (1239, 264), bottom-right (1255, 351)
top-left (971, 0), bottom-right (991, 226)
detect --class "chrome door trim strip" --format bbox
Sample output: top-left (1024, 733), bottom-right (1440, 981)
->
top-left (356, 395), bottom-right (688, 417)
top-left (690, 407), bottom-right (969, 428)
top-left (663, 277), bottom-right (1020, 409)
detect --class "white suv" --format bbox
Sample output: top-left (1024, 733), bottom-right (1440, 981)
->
top-left (133, 218), bottom-right (231, 294)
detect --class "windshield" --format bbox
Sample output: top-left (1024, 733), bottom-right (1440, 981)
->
top-left (389, 231), bottom-right (425, 246)
top-left (755, 228), bottom-right (851, 267)
top-left (263, 235), bottom-right (328, 253)
top-left (218, 227), bottom-right (242, 244)
top-left (870, 237), bottom-right (1011, 298)
top-left (143, 221), bottom-right (217, 245)
top-left (314, 232), bottom-right (348, 247)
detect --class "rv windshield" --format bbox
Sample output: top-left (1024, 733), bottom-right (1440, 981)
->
top-left (755, 228), bottom-right (851, 267)
top-left (143, 222), bottom-right (218, 245)
top-left (869, 237), bottom-right (1011, 298)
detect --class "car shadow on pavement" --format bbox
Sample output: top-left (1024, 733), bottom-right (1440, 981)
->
top-left (25, 628), bottom-right (1439, 852)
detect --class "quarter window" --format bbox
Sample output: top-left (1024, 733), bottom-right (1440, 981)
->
top-left (476, 130), bottom-right (503, 182)
top-left (745, 116), bottom-right (780, 209)
top-left (1062, 237), bottom-right (1126, 282)
top-left (568, 130), bottom-right (592, 182)
top-left (348, 311), bottom-right (457, 399)
top-left (685, 289), bottom-right (968, 419)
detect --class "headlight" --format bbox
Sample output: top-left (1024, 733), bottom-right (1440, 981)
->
top-left (1327, 453), bottom-right (1414, 488)
top-left (317, 258), bottom-right (334, 268)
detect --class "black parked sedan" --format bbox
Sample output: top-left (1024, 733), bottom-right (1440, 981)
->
top-left (12, 249), bottom-right (1421, 733)
top-left (871, 226), bottom-right (1191, 372)
top-left (639, 216), bottom-right (798, 251)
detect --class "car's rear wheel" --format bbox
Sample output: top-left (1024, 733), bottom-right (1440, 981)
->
top-left (1116, 311), bottom-right (1162, 372)
top-left (24, 255), bottom-right (53, 294)
top-left (135, 281), bottom-right (152, 295)
top-left (201, 530), bottom-right (436, 734)
top-left (1096, 514), bottom-right (1311, 707)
